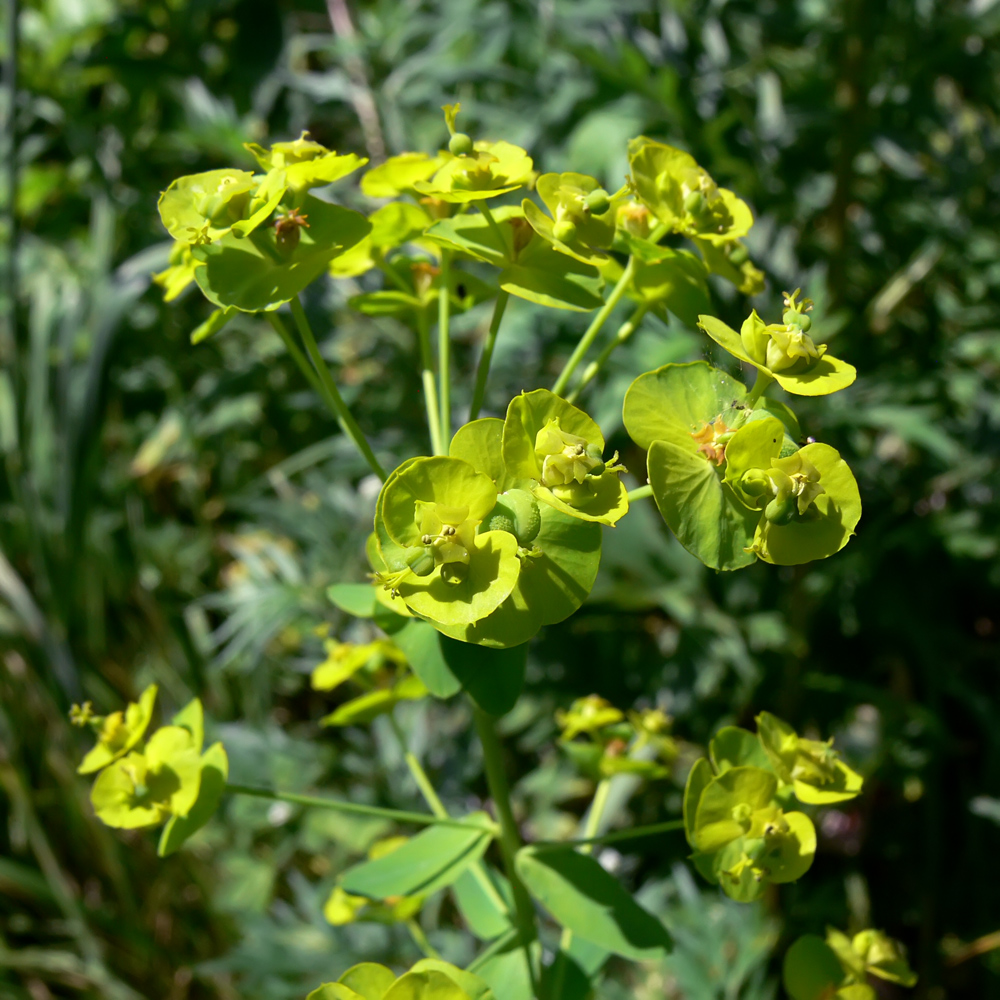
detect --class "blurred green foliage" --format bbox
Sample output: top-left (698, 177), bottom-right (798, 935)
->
top-left (1, 0), bottom-right (999, 997)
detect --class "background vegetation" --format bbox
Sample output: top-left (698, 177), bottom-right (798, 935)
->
top-left (2, 0), bottom-right (999, 997)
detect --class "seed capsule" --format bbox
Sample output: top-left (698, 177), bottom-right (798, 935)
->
top-left (448, 132), bottom-right (474, 156)
top-left (585, 188), bottom-right (611, 215)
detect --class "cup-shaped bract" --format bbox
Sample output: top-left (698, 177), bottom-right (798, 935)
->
top-left (755, 711), bottom-right (864, 805)
top-left (244, 132), bottom-right (367, 194)
top-left (375, 456), bottom-right (520, 627)
top-left (308, 959), bottom-right (494, 1000)
top-left (90, 725), bottom-right (202, 829)
top-left (414, 141), bottom-right (534, 204)
top-left (78, 684), bottom-right (158, 775)
top-left (699, 309), bottom-right (856, 397)
top-left (522, 172), bottom-right (617, 265)
top-left (748, 444), bottom-right (861, 565)
top-left (361, 152), bottom-right (449, 198)
top-left (502, 389), bottom-right (628, 527)
top-left (158, 169), bottom-right (259, 246)
top-left (628, 137), bottom-right (753, 245)
top-left (686, 764), bottom-right (817, 902)
top-left (191, 194), bottom-right (370, 313)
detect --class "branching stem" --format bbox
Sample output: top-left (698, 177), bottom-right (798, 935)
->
top-left (566, 303), bottom-right (648, 404)
top-left (225, 783), bottom-right (497, 833)
top-left (438, 250), bottom-right (452, 448)
top-left (288, 297), bottom-right (387, 479)
top-left (417, 312), bottom-right (445, 456)
top-left (469, 290), bottom-right (510, 419)
top-left (552, 257), bottom-right (636, 396)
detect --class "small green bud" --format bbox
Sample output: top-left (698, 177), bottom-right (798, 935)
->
top-left (448, 132), bottom-right (474, 157)
top-left (553, 219), bottom-right (578, 243)
top-left (782, 309), bottom-right (798, 326)
top-left (764, 494), bottom-right (798, 526)
top-left (486, 490), bottom-right (541, 546)
top-left (740, 469), bottom-right (772, 499)
top-left (585, 188), bottom-right (611, 215)
top-left (798, 313), bottom-right (812, 332)
top-left (684, 190), bottom-right (706, 215)
top-left (728, 243), bottom-right (749, 265)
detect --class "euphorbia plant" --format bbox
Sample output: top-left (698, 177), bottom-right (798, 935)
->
top-left (72, 109), bottom-right (920, 1000)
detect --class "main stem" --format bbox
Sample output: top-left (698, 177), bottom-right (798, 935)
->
top-left (438, 251), bottom-right (452, 449)
top-left (288, 297), bottom-right (387, 479)
top-left (417, 313), bottom-right (445, 456)
top-left (473, 705), bottom-right (539, 997)
top-left (551, 256), bottom-right (637, 396)
top-left (469, 290), bottom-right (510, 420)
top-left (389, 713), bottom-right (513, 923)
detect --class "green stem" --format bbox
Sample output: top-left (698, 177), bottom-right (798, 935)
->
top-left (534, 818), bottom-right (685, 849)
top-left (287, 297), bottom-right (387, 479)
top-left (468, 928), bottom-right (520, 974)
top-left (375, 253), bottom-right (413, 294)
top-left (417, 312), bottom-right (445, 456)
top-left (406, 919), bottom-right (441, 959)
top-left (267, 312), bottom-right (327, 401)
top-left (469, 290), bottom-right (510, 420)
top-left (549, 779), bottom-right (612, 1000)
top-left (473, 705), bottom-right (540, 998)
top-left (225, 783), bottom-right (496, 833)
top-left (626, 484), bottom-right (653, 503)
top-left (390, 713), bottom-right (513, 923)
top-left (551, 256), bottom-right (637, 397)
top-left (438, 251), bottom-right (452, 448)
top-left (479, 202), bottom-right (510, 258)
top-left (745, 368), bottom-right (774, 408)
top-left (566, 303), bottom-right (648, 404)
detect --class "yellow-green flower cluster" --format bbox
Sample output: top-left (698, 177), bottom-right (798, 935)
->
top-left (72, 685), bottom-right (228, 856)
top-left (684, 711), bottom-right (863, 902)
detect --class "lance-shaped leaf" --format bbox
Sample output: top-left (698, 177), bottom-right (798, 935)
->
top-left (340, 816), bottom-right (493, 900)
top-left (515, 847), bottom-right (671, 961)
top-left (320, 674), bottom-right (428, 727)
top-left (192, 195), bottom-right (370, 312)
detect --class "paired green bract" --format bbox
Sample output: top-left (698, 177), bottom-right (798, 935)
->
top-left (372, 391), bottom-right (624, 648)
top-left (683, 712), bottom-right (863, 902)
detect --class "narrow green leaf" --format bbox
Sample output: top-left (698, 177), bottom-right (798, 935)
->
top-left (441, 638), bottom-right (526, 717)
top-left (341, 815), bottom-right (493, 900)
top-left (515, 847), bottom-right (671, 961)
top-left (452, 867), bottom-right (513, 940)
